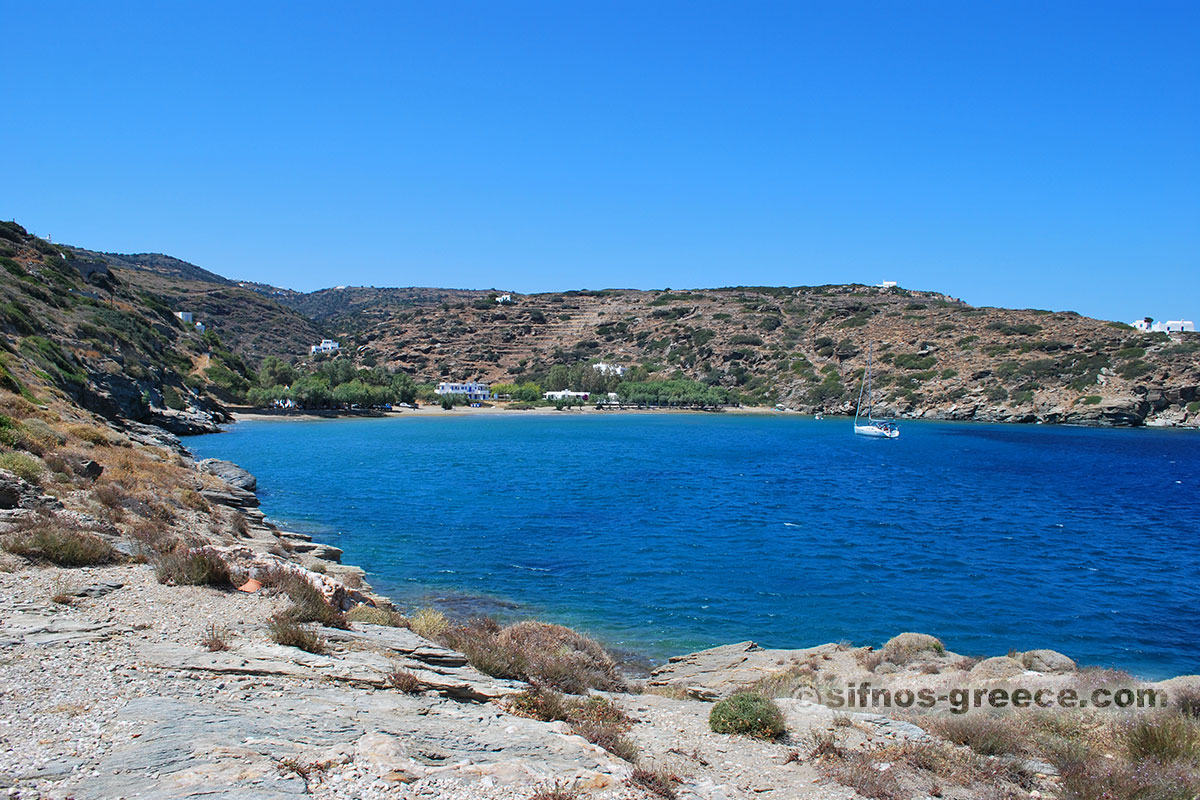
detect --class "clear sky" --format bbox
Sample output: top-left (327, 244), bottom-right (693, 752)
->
top-left (1, 2), bottom-right (1196, 322)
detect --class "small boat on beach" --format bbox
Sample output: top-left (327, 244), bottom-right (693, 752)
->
top-left (854, 345), bottom-right (898, 439)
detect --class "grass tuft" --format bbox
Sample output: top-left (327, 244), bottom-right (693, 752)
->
top-left (347, 604), bottom-right (408, 627)
top-left (268, 614), bottom-right (327, 654)
top-left (201, 624), bottom-right (231, 652)
top-left (628, 766), bottom-right (677, 799)
top-left (2, 523), bottom-right (118, 567)
top-left (154, 546), bottom-right (231, 586)
top-left (387, 667), bottom-right (422, 693)
top-left (927, 714), bottom-right (1025, 756)
top-left (410, 606), bottom-right (449, 639)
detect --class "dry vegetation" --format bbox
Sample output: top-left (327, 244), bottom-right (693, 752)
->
top-left (438, 618), bottom-right (626, 694)
top-left (508, 686), bottom-right (639, 763)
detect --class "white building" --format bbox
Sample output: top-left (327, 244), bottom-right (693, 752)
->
top-left (876, 281), bottom-right (898, 289)
top-left (544, 390), bottom-right (590, 401)
top-left (436, 381), bottom-right (490, 402)
top-left (310, 339), bottom-right (340, 355)
top-left (591, 362), bottom-right (627, 376)
top-left (174, 311), bottom-right (194, 323)
top-left (1130, 318), bottom-right (1195, 333)
top-left (496, 294), bottom-right (513, 304)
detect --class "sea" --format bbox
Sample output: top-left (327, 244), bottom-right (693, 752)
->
top-left (187, 413), bottom-right (1200, 679)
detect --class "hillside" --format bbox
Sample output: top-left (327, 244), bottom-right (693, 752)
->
top-left (323, 286), bottom-right (1199, 427)
top-left (0, 222), bottom-right (252, 433)
top-left (21, 223), bottom-right (1199, 428)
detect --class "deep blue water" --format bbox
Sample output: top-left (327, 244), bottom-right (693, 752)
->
top-left (188, 414), bottom-right (1200, 679)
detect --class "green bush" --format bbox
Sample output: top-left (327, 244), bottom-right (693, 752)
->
top-left (0, 451), bottom-right (43, 483)
top-left (890, 353), bottom-right (934, 370)
top-left (1081, 395), bottom-right (1102, 405)
top-left (1118, 360), bottom-right (1153, 381)
top-left (709, 692), bottom-right (786, 739)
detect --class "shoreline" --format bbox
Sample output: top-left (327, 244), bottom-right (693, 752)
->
top-left (4, 424), bottom-right (1198, 798)
top-left (225, 402), bottom-right (1200, 429)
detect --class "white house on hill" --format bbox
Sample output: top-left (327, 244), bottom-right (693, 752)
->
top-left (311, 339), bottom-right (340, 355)
top-left (1131, 318), bottom-right (1195, 333)
top-left (592, 363), bottom-right (626, 376)
top-left (436, 381), bottom-right (490, 402)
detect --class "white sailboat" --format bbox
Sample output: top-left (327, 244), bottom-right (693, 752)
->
top-left (854, 345), bottom-right (899, 439)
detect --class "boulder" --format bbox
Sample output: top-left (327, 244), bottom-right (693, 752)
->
top-left (1020, 649), bottom-right (1077, 674)
top-left (199, 459), bottom-right (257, 492)
top-left (968, 656), bottom-right (1026, 681)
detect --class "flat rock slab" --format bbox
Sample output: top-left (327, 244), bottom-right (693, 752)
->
top-left (74, 690), bottom-right (628, 800)
top-left (649, 641), bottom-right (836, 697)
top-left (1, 609), bottom-right (131, 647)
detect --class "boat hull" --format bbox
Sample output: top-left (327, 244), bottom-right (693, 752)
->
top-left (854, 424), bottom-right (899, 439)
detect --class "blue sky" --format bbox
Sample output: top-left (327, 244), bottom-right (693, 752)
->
top-left (1, 2), bottom-right (1196, 322)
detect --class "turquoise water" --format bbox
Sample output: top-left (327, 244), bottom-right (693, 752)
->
top-left (188, 414), bottom-right (1200, 679)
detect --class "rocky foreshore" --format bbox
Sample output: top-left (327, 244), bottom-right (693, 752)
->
top-left (3, 443), bottom-right (1199, 800)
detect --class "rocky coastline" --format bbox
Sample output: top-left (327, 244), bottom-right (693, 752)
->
top-left (3, 425), bottom-right (1199, 800)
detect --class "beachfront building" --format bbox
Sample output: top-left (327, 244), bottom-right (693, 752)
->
top-left (1130, 318), bottom-right (1195, 333)
top-left (591, 362), bottom-right (626, 376)
top-left (436, 381), bottom-right (490, 402)
top-left (544, 390), bottom-right (590, 402)
top-left (311, 339), bottom-right (341, 355)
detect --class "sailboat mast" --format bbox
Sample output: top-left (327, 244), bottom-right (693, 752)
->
top-left (866, 344), bottom-right (873, 422)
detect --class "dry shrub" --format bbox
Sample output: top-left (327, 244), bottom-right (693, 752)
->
top-left (628, 766), bottom-right (677, 799)
top-left (50, 578), bottom-right (74, 604)
top-left (1175, 687), bottom-right (1200, 718)
top-left (155, 546), bottom-right (231, 586)
top-left (821, 751), bottom-right (902, 800)
top-left (809, 729), bottom-right (844, 759)
top-left (749, 663), bottom-right (819, 698)
top-left (927, 714), bottom-right (1025, 756)
top-left (268, 614), bottom-right (326, 654)
top-left (509, 686), bottom-right (572, 722)
top-left (447, 620), bottom-right (626, 693)
top-left (410, 606), bottom-right (449, 639)
top-left (507, 687), bottom-right (637, 761)
top-left (567, 696), bottom-right (638, 762)
top-left (230, 511), bottom-right (249, 537)
top-left (530, 781), bottom-right (581, 800)
top-left (346, 604), bottom-right (408, 627)
top-left (260, 568), bottom-right (347, 628)
top-left (1, 523), bottom-right (118, 566)
top-left (709, 692), bottom-right (786, 739)
top-left (202, 624), bottom-right (230, 652)
top-left (178, 488), bottom-right (209, 512)
top-left (93, 481), bottom-right (126, 510)
top-left (1047, 736), bottom-right (1200, 800)
top-left (65, 423), bottom-right (114, 446)
top-left (1122, 712), bottom-right (1200, 763)
top-left (16, 418), bottom-right (64, 455)
top-left (129, 520), bottom-right (175, 558)
top-left (387, 667), bottom-right (422, 693)
top-left (873, 632), bottom-right (945, 669)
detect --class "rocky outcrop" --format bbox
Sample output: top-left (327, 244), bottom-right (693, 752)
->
top-left (198, 458), bottom-right (257, 491)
